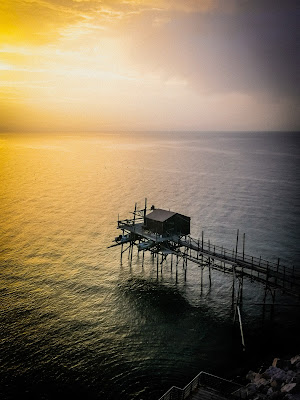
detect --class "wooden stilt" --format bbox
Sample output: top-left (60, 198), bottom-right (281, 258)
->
top-left (235, 229), bottom-right (239, 261)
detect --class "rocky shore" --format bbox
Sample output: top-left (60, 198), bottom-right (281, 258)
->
top-left (240, 355), bottom-right (300, 399)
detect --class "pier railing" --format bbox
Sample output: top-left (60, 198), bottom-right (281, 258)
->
top-left (114, 215), bottom-right (300, 296)
top-left (178, 236), bottom-right (299, 295)
top-left (180, 236), bottom-right (297, 279)
top-left (158, 371), bottom-right (242, 400)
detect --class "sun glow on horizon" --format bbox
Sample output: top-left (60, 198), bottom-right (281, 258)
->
top-left (0, 1), bottom-right (298, 132)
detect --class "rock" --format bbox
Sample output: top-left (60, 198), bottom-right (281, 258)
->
top-left (247, 371), bottom-right (259, 381)
top-left (268, 387), bottom-right (274, 396)
top-left (285, 370), bottom-right (296, 384)
top-left (291, 356), bottom-right (300, 366)
top-left (247, 383), bottom-right (258, 397)
top-left (281, 383), bottom-right (297, 394)
top-left (264, 366), bottom-right (287, 382)
top-left (254, 377), bottom-right (269, 388)
top-left (271, 370), bottom-right (288, 384)
top-left (273, 359), bottom-right (281, 367)
top-left (243, 357), bottom-right (300, 400)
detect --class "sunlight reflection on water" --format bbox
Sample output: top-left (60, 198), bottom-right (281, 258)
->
top-left (0, 131), bottom-right (299, 399)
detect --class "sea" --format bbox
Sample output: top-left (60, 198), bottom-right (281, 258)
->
top-left (0, 131), bottom-right (299, 400)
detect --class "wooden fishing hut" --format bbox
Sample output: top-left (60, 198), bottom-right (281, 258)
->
top-left (144, 208), bottom-right (190, 237)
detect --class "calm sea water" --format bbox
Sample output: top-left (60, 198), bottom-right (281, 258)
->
top-left (0, 131), bottom-right (299, 399)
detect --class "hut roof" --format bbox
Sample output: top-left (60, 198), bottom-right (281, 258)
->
top-left (145, 209), bottom-right (176, 222)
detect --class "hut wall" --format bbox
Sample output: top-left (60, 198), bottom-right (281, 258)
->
top-left (144, 213), bottom-right (190, 236)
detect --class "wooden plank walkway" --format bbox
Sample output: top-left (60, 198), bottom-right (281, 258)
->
top-left (176, 236), bottom-right (300, 297)
top-left (116, 220), bottom-right (300, 298)
top-left (188, 387), bottom-right (230, 400)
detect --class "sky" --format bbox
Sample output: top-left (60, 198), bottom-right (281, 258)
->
top-left (0, 0), bottom-right (299, 132)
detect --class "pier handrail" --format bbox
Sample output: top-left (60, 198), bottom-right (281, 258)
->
top-left (178, 236), bottom-right (299, 283)
top-left (158, 371), bottom-right (243, 400)
top-left (186, 236), bottom-right (298, 278)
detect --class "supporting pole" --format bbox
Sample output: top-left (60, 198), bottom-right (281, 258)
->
top-left (128, 243), bottom-right (131, 259)
top-left (144, 197), bottom-right (147, 222)
top-left (130, 241), bottom-right (134, 263)
top-left (121, 243), bottom-right (123, 265)
top-left (265, 261), bottom-right (269, 290)
top-left (235, 229), bottom-right (239, 261)
top-left (276, 258), bottom-right (280, 285)
top-left (237, 305), bottom-right (246, 351)
top-left (201, 231), bottom-right (204, 269)
top-left (242, 233), bottom-right (245, 261)
top-left (208, 239), bottom-right (211, 286)
top-left (232, 266), bottom-right (235, 303)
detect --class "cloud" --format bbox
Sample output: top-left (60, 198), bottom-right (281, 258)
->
top-left (0, 0), bottom-right (299, 131)
top-left (122, 0), bottom-right (298, 100)
top-left (0, 0), bottom-right (222, 46)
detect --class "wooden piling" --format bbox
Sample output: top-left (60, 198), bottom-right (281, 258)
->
top-left (235, 229), bottom-right (239, 261)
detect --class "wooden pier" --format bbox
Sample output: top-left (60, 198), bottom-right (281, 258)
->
top-left (110, 201), bottom-right (299, 399)
top-left (110, 201), bottom-right (300, 350)
top-left (111, 202), bottom-right (299, 297)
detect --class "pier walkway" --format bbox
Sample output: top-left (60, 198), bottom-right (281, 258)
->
top-left (116, 220), bottom-right (300, 299)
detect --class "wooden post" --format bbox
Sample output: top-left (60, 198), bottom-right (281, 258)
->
top-left (235, 229), bottom-right (239, 261)
top-left (201, 231), bottom-right (204, 268)
top-left (130, 241), bottom-right (134, 263)
top-left (128, 243), bottom-right (131, 259)
top-left (208, 240), bottom-right (211, 286)
top-left (275, 258), bottom-right (280, 285)
top-left (201, 265), bottom-right (203, 289)
top-left (237, 306), bottom-right (246, 351)
top-left (121, 242), bottom-right (123, 265)
top-left (232, 267), bottom-right (235, 301)
top-left (144, 197), bottom-right (147, 222)
top-left (242, 233), bottom-right (245, 261)
top-left (265, 261), bottom-right (269, 289)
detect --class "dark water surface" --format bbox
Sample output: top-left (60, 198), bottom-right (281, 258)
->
top-left (0, 131), bottom-right (299, 399)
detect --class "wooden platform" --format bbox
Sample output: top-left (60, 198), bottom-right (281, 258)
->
top-left (188, 387), bottom-right (231, 400)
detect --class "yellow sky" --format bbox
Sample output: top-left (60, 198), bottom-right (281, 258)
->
top-left (0, 0), bottom-right (299, 131)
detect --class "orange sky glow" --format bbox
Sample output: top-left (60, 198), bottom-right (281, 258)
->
top-left (0, 0), bottom-right (299, 132)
